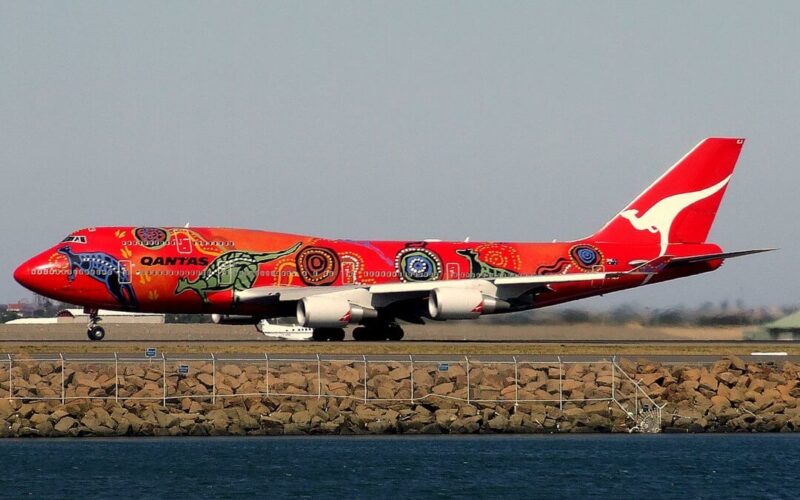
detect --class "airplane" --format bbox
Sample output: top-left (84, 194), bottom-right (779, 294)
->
top-left (13, 137), bottom-right (772, 341)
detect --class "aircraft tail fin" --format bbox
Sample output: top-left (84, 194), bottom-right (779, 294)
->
top-left (591, 138), bottom-right (745, 254)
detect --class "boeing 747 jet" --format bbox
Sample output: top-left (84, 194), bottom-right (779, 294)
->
top-left (14, 138), bottom-right (771, 341)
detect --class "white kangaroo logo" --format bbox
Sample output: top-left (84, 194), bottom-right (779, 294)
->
top-left (620, 175), bottom-right (732, 256)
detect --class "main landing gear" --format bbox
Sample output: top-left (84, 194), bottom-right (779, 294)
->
top-left (86, 309), bottom-right (105, 341)
top-left (311, 328), bottom-right (346, 342)
top-left (351, 323), bottom-right (404, 341)
top-left (294, 322), bottom-right (407, 342)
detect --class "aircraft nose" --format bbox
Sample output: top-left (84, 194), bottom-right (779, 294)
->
top-left (14, 254), bottom-right (49, 293)
top-left (14, 258), bottom-right (35, 290)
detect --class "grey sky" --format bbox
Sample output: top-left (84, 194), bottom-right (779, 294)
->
top-left (1, 1), bottom-right (798, 308)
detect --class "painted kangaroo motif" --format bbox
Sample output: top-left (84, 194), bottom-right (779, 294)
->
top-left (58, 246), bottom-right (137, 306)
top-left (620, 175), bottom-right (731, 256)
top-left (175, 242), bottom-right (302, 303)
top-left (456, 249), bottom-right (518, 278)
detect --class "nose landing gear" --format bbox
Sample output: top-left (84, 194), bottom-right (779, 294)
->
top-left (86, 309), bottom-right (105, 341)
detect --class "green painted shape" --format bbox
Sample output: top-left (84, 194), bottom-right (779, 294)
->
top-left (456, 249), bottom-right (518, 278)
top-left (175, 242), bottom-right (301, 303)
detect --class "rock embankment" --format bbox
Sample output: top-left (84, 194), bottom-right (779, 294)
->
top-left (0, 356), bottom-right (797, 436)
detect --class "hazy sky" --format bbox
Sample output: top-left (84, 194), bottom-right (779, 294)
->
top-left (1, 1), bottom-right (798, 308)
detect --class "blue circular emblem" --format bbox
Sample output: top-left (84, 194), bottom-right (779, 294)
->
top-left (394, 247), bottom-right (442, 282)
top-left (569, 245), bottom-right (602, 269)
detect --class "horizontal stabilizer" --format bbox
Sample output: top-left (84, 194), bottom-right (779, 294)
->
top-left (668, 248), bottom-right (776, 265)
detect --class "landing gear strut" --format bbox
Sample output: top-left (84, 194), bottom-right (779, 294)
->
top-left (352, 323), bottom-right (404, 341)
top-left (86, 309), bottom-right (105, 341)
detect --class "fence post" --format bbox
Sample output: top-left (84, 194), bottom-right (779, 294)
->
top-left (558, 356), bottom-right (563, 411)
top-left (161, 352), bottom-right (167, 407)
top-left (362, 355), bottom-right (367, 403)
top-left (658, 404), bottom-right (663, 430)
top-left (114, 352), bottom-right (119, 403)
top-left (60, 353), bottom-right (65, 404)
top-left (264, 353), bottom-right (270, 398)
top-left (7, 354), bottom-right (12, 400)
top-left (513, 356), bottom-right (519, 408)
top-left (465, 355), bottom-right (471, 405)
top-left (611, 356), bottom-right (616, 402)
top-left (316, 354), bottom-right (321, 399)
top-left (409, 355), bottom-right (414, 404)
top-left (211, 353), bottom-right (216, 405)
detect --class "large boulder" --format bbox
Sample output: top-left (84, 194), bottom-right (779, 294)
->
top-left (73, 372), bottom-right (101, 389)
top-left (196, 373), bottom-right (214, 388)
top-left (336, 366), bottom-right (361, 385)
top-left (53, 416), bottom-right (77, 434)
top-left (388, 366), bottom-right (411, 381)
top-left (221, 365), bottom-right (243, 378)
top-left (432, 382), bottom-right (454, 396)
top-left (699, 373), bottom-right (719, 392)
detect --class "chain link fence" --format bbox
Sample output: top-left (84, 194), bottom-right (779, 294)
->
top-left (0, 353), bottom-right (661, 431)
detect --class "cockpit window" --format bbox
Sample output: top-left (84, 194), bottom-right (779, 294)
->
top-left (61, 235), bottom-right (87, 244)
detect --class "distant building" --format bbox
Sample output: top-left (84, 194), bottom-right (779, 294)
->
top-left (5, 302), bottom-right (35, 317)
top-left (56, 309), bottom-right (165, 324)
top-left (5, 309), bottom-right (164, 325)
top-left (746, 311), bottom-right (800, 341)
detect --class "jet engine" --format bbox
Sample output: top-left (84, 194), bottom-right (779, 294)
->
top-left (428, 288), bottom-right (509, 320)
top-left (211, 314), bottom-right (254, 325)
top-left (296, 296), bottom-right (377, 328)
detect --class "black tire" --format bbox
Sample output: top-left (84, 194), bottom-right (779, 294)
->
top-left (352, 324), bottom-right (404, 341)
top-left (386, 325), bottom-right (404, 341)
top-left (87, 326), bottom-right (105, 341)
top-left (352, 327), bottom-right (368, 341)
top-left (312, 328), bottom-right (346, 341)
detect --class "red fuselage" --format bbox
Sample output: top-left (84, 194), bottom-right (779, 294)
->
top-left (13, 226), bottom-right (722, 316)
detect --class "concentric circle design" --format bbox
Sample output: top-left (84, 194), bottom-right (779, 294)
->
top-left (395, 247), bottom-right (442, 282)
top-left (569, 244), bottom-right (603, 270)
top-left (296, 246), bottom-right (340, 286)
top-left (134, 227), bottom-right (169, 249)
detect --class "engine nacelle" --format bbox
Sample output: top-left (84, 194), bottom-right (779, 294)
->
top-left (428, 288), bottom-right (509, 320)
top-left (296, 296), bottom-right (377, 328)
top-left (211, 314), bottom-right (255, 325)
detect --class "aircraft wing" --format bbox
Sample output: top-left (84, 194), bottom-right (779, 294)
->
top-left (234, 273), bottom-right (607, 306)
top-left (234, 256), bottom-right (669, 310)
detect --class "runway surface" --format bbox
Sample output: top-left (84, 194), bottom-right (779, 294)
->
top-left (0, 322), bottom-right (748, 342)
top-left (0, 323), bottom-right (796, 359)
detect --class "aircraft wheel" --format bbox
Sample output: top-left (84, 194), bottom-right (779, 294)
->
top-left (312, 328), bottom-right (346, 341)
top-left (352, 325), bottom-right (403, 341)
top-left (386, 324), bottom-right (404, 341)
top-left (352, 327), bottom-right (368, 341)
top-left (87, 326), bottom-right (105, 341)
top-left (351, 326), bottom-right (380, 341)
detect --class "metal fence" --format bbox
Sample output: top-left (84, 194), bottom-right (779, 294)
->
top-left (0, 353), bottom-right (663, 431)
